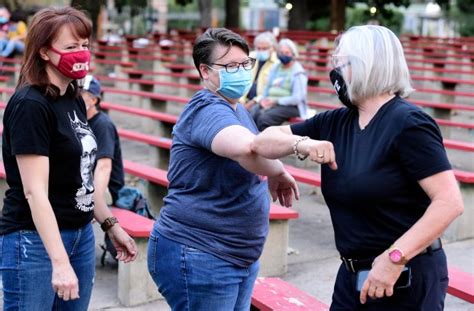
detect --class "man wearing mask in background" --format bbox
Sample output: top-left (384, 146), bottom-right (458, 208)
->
top-left (81, 75), bottom-right (125, 209)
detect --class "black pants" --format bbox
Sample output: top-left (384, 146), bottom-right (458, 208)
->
top-left (250, 104), bottom-right (300, 131)
top-left (330, 249), bottom-right (449, 311)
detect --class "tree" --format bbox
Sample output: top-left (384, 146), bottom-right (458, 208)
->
top-left (330, 0), bottom-right (345, 31)
top-left (287, 0), bottom-right (309, 30)
top-left (71, 0), bottom-right (106, 38)
top-left (176, 0), bottom-right (212, 28)
top-left (225, 0), bottom-right (239, 29)
top-left (198, 0), bottom-right (212, 28)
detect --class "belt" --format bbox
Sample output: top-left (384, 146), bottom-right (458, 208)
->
top-left (340, 238), bottom-right (442, 273)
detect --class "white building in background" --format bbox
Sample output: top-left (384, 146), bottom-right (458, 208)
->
top-left (400, 1), bottom-right (458, 37)
top-left (242, 0), bottom-right (287, 30)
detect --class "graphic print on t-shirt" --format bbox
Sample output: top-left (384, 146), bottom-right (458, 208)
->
top-left (69, 111), bottom-right (97, 212)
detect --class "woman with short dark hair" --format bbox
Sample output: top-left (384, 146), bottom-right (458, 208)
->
top-left (147, 28), bottom-right (299, 310)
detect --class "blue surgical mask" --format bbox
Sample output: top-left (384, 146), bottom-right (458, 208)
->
top-left (209, 66), bottom-right (253, 99)
top-left (278, 54), bottom-right (293, 65)
top-left (0, 17), bottom-right (8, 24)
top-left (256, 50), bottom-right (270, 62)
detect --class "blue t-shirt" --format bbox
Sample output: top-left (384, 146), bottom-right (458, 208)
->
top-left (291, 96), bottom-right (451, 259)
top-left (154, 89), bottom-right (270, 267)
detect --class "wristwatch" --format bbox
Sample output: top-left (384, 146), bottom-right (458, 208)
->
top-left (388, 246), bottom-right (408, 265)
top-left (101, 216), bottom-right (118, 232)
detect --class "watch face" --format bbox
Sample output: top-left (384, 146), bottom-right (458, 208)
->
top-left (390, 249), bottom-right (403, 263)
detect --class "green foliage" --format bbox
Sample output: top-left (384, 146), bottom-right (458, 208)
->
top-left (306, 17), bottom-right (330, 31)
top-left (346, 5), bottom-right (404, 34)
top-left (450, 0), bottom-right (474, 37)
top-left (114, 0), bottom-right (147, 15)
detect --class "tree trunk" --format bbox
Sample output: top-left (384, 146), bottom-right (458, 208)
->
top-left (225, 0), bottom-right (240, 29)
top-left (288, 0), bottom-right (308, 30)
top-left (198, 0), bottom-right (212, 28)
top-left (330, 0), bottom-right (345, 31)
top-left (71, 0), bottom-right (104, 38)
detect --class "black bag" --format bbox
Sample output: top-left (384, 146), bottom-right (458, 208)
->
top-left (100, 186), bottom-right (154, 266)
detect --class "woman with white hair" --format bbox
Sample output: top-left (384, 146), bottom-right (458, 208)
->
top-left (250, 38), bottom-right (308, 131)
top-left (251, 25), bottom-right (463, 310)
top-left (243, 32), bottom-right (279, 110)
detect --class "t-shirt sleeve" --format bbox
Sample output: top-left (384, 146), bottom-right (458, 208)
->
top-left (290, 111), bottom-right (324, 140)
top-left (190, 101), bottom-right (242, 150)
top-left (397, 110), bottom-right (451, 181)
top-left (8, 99), bottom-right (52, 156)
top-left (92, 120), bottom-right (115, 159)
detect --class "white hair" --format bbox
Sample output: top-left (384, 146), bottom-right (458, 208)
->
top-left (278, 38), bottom-right (299, 57)
top-left (335, 25), bottom-right (414, 102)
top-left (254, 32), bottom-right (277, 50)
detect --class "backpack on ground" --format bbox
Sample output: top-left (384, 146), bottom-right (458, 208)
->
top-left (100, 186), bottom-right (155, 266)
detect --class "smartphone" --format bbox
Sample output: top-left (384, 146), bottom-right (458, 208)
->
top-left (356, 266), bottom-right (412, 292)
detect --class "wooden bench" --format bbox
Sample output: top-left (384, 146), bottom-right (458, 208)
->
top-left (122, 159), bottom-right (299, 278)
top-left (95, 74), bottom-right (201, 93)
top-left (447, 266), bottom-right (474, 303)
top-left (251, 277), bottom-right (329, 310)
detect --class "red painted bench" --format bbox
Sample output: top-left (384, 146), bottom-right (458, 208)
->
top-left (95, 74), bottom-right (201, 93)
top-left (252, 277), bottom-right (329, 311)
top-left (447, 266), bottom-right (474, 303)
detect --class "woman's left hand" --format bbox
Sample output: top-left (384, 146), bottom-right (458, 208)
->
top-left (107, 226), bottom-right (138, 263)
top-left (360, 251), bottom-right (405, 304)
top-left (267, 170), bottom-right (299, 207)
top-left (260, 98), bottom-right (275, 109)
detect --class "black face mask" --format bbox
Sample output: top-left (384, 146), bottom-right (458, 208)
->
top-left (329, 67), bottom-right (355, 109)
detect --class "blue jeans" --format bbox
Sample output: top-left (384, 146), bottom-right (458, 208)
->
top-left (0, 223), bottom-right (95, 311)
top-left (147, 232), bottom-right (259, 311)
top-left (0, 39), bottom-right (24, 57)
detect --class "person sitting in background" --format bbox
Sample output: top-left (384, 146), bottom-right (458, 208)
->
top-left (243, 32), bottom-right (279, 110)
top-left (0, 6), bottom-right (27, 58)
top-left (81, 75), bottom-right (125, 207)
top-left (250, 38), bottom-right (308, 131)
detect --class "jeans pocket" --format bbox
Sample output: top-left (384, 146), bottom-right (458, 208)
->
top-left (0, 235), bottom-right (3, 267)
top-left (184, 245), bottom-right (206, 254)
top-left (147, 234), bottom-right (158, 274)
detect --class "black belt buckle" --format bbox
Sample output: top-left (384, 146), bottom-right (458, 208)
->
top-left (341, 256), bottom-right (356, 273)
top-left (419, 238), bottom-right (442, 255)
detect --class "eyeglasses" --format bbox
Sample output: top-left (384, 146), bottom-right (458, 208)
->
top-left (331, 55), bottom-right (350, 68)
top-left (209, 57), bottom-right (256, 73)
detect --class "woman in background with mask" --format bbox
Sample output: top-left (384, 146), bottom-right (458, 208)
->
top-left (251, 25), bottom-right (463, 310)
top-left (242, 31), bottom-right (279, 111)
top-left (0, 7), bottom-right (136, 310)
top-left (147, 28), bottom-right (299, 311)
top-left (250, 38), bottom-right (308, 131)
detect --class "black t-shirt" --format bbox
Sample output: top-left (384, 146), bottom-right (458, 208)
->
top-left (88, 111), bottom-right (125, 204)
top-left (291, 96), bottom-right (451, 258)
top-left (0, 85), bottom-right (97, 234)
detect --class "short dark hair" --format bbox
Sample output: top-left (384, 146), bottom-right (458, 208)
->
top-left (193, 28), bottom-right (249, 78)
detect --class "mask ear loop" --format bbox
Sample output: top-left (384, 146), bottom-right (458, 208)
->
top-left (204, 65), bottom-right (236, 104)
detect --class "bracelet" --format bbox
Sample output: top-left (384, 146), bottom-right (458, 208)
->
top-left (100, 216), bottom-right (118, 232)
top-left (293, 136), bottom-right (309, 161)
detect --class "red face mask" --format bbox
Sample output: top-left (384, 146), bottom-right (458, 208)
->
top-left (49, 47), bottom-right (90, 79)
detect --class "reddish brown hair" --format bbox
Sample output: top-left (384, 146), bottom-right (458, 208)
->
top-left (17, 7), bottom-right (92, 99)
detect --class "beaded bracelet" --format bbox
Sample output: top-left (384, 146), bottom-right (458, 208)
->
top-left (293, 136), bottom-right (309, 161)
